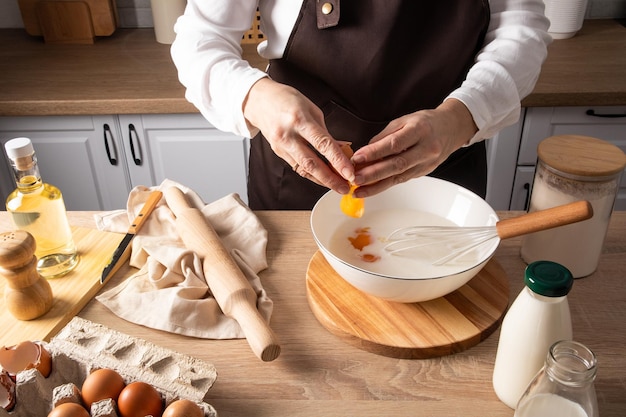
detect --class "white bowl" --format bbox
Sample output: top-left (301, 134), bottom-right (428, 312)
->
top-left (310, 177), bottom-right (500, 303)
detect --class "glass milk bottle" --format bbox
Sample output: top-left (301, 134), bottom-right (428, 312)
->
top-left (521, 135), bottom-right (626, 278)
top-left (515, 340), bottom-right (599, 417)
top-left (4, 138), bottom-right (79, 278)
top-left (493, 261), bottom-right (573, 409)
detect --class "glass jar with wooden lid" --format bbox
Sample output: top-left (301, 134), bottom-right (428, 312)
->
top-left (520, 135), bottom-right (626, 278)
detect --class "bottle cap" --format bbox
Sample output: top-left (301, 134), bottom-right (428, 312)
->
top-left (5, 137), bottom-right (35, 160)
top-left (524, 261), bottom-right (573, 297)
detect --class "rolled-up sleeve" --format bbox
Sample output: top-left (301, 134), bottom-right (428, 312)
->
top-left (170, 0), bottom-right (269, 138)
top-left (447, 0), bottom-right (552, 144)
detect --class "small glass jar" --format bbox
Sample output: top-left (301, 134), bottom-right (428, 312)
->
top-left (521, 135), bottom-right (626, 278)
top-left (515, 340), bottom-right (599, 417)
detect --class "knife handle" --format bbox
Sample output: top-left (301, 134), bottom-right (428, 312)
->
top-left (128, 190), bottom-right (163, 234)
top-left (164, 187), bottom-right (281, 362)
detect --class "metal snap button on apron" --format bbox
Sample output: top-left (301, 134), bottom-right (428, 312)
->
top-left (322, 2), bottom-right (333, 14)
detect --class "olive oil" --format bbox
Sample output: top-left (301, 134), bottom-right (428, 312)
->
top-left (5, 138), bottom-right (78, 278)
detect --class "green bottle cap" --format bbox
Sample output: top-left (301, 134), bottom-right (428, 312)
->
top-left (524, 261), bottom-right (573, 297)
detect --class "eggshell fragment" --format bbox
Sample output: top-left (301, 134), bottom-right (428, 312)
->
top-left (0, 341), bottom-right (51, 377)
top-left (337, 142), bottom-right (365, 218)
top-left (0, 371), bottom-right (16, 411)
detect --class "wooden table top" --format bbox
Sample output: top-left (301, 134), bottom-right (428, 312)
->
top-left (2, 210), bottom-right (623, 417)
top-left (0, 19), bottom-right (625, 116)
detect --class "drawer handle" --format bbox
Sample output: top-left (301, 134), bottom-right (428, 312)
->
top-left (103, 123), bottom-right (118, 166)
top-left (586, 109), bottom-right (626, 118)
top-left (128, 124), bottom-right (143, 166)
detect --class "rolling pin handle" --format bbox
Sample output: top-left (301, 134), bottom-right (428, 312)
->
top-left (229, 298), bottom-right (281, 362)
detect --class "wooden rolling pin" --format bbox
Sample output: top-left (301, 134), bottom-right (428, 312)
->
top-left (164, 187), bottom-right (280, 362)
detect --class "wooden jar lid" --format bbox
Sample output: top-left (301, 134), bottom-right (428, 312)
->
top-left (538, 135), bottom-right (626, 178)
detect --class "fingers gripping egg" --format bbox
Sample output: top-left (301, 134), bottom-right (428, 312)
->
top-left (338, 143), bottom-right (364, 218)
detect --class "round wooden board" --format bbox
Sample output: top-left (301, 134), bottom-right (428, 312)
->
top-left (306, 251), bottom-right (509, 359)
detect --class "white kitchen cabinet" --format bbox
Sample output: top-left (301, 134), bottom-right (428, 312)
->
top-left (486, 106), bottom-right (626, 211)
top-left (0, 114), bottom-right (249, 211)
top-left (485, 113), bottom-right (524, 210)
top-left (119, 114), bottom-right (249, 208)
top-left (0, 115), bottom-right (130, 211)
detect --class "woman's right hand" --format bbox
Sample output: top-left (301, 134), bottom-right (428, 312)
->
top-left (243, 78), bottom-right (354, 195)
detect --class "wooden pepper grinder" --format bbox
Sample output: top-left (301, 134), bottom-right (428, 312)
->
top-left (0, 230), bottom-right (53, 320)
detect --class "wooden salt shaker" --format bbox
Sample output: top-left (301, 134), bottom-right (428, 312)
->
top-left (0, 230), bottom-right (53, 320)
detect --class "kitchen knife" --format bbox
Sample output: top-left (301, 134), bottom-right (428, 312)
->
top-left (100, 190), bottom-right (163, 284)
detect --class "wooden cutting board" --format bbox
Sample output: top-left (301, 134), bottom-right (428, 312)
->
top-left (306, 251), bottom-right (509, 358)
top-left (0, 226), bottom-right (125, 347)
top-left (36, 1), bottom-right (95, 44)
top-left (18, 0), bottom-right (118, 39)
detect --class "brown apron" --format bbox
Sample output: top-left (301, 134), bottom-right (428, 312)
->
top-left (249, 0), bottom-right (490, 210)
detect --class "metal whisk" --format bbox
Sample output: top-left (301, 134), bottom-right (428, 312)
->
top-left (384, 201), bottom-right (593, 265)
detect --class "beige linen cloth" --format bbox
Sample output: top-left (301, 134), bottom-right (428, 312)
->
top-left (95, 179), bottom-right (273, 339)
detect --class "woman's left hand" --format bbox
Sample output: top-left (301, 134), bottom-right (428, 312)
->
top-left (350, 99), bottom-right (478, 198)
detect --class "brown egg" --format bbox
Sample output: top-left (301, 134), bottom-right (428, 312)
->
top-left (117, 381), bottom-right (163, 417)
top-left (47, 402), bottom-right (90, 417)
top-left (163, 399), bottom-right (204, 417)
top-left (81, 368), bottom-right (126, 408)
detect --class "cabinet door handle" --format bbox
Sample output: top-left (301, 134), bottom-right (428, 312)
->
top-left (128, 124), bottom-right (143, 166)
top-left (586, 109), bottom-right (626, 118)
top-left (103, 123), bottom-right (118, 166)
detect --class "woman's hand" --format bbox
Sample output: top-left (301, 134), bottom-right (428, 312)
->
top-left (350, 99), bottom-right (478, 197)
top-left (243, 78), bottom-right (354, 195)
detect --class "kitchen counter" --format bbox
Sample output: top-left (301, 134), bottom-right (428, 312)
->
top-left (0, 19), bottom-right (625, 116)
top-left (2, 210), bottom-right (623, 417)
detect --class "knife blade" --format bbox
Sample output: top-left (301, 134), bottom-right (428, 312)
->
top-left (100, 190), bottom-right (163, 284)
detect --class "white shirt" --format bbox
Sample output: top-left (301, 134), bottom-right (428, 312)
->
top-left (171, 0), bottom-right (551, 143)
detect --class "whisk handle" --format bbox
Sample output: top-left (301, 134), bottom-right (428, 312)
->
top-left (496, 200), bottom-right (593, 239)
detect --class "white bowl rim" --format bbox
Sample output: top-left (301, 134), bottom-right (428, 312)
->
top-left (310, 177), bottom-right (500, 281)
top-left (310, 229), bottom-right (498, 281)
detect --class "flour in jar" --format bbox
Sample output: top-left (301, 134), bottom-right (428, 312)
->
top-left (520, 165), bottom-right (618, 278)
top-left (328, 208), bottom-right (486, 278)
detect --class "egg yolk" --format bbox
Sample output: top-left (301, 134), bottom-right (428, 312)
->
top-left (347, 227), bottom-right (372, 250)
top-left (347, 227), bottom-right (380, 263)
top-left (340, 184), bottom-right (364, 218)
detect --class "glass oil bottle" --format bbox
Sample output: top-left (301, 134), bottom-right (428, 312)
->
top-left (4, 137), bottom-right (78, 278)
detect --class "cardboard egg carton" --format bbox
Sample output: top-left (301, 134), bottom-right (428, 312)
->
top-left (1, 317), bottom-right (218, 416)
